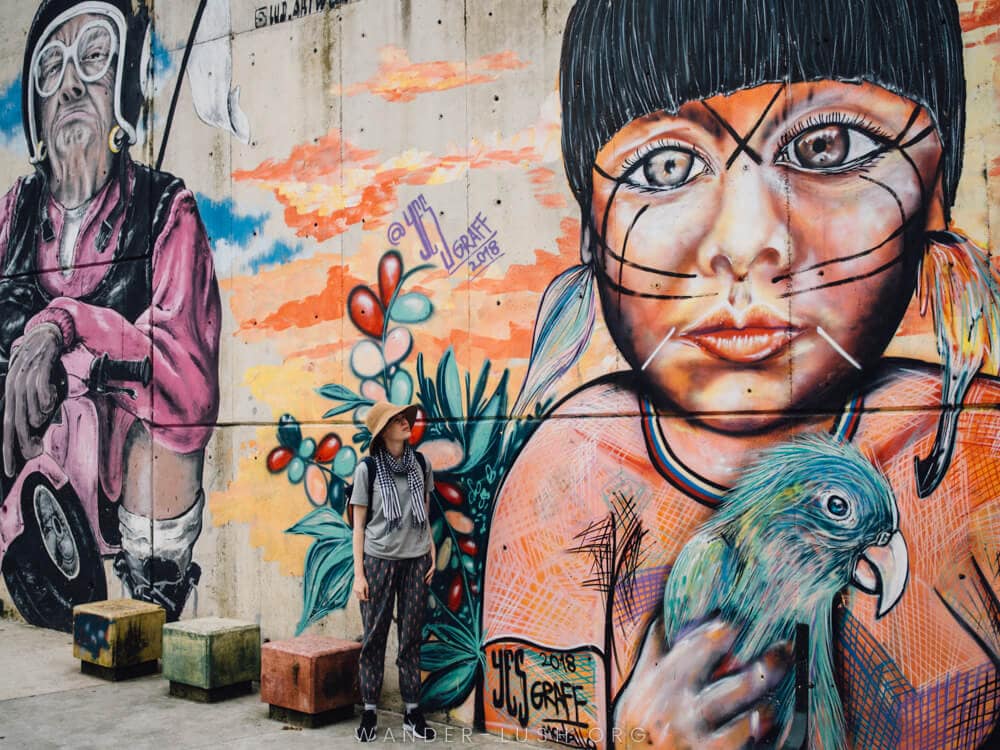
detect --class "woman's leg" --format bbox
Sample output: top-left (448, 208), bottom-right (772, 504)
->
top-left (395, 553), bottom-right (430, 705)
top-left (359, 555), bottom-right (398, 705)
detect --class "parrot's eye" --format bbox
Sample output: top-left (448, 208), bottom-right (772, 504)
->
top-left (826, 494), bottom-right (849, 517)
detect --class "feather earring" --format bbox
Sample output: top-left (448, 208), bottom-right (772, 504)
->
top-left (512, 231), bottom-right (597, 418)
top-left (914, 231), bottom-right (1000, 497)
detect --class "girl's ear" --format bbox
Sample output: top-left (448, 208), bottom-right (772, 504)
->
top-left (924, 171), bottom-right (948, 232)
top-left (580, 221), bottom-right (594, 265)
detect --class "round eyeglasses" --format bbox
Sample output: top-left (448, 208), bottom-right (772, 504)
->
top-left (33, 19), bottom-right (116, 99)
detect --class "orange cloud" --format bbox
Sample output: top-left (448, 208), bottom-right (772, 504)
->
top-left (335, 46), bottom-right (528, 103)
top-left (238, 262), bottom-right (357, 333)
top-left (962, 1), bottom-right (1000, 32)
top-left (233, 95), bottom-right (563, 243)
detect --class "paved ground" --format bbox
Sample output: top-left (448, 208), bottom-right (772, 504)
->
top-left (0, 618), bottom-right (540, 749)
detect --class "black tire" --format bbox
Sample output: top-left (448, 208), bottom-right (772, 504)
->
top-left (2, 474), bottom-right (106, 631)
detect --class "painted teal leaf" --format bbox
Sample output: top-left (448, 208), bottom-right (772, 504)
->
top-left (436, 349), bottom-right (464, 422)
top-left (420, 658), bottom-right (478, 711)
top-left (421, 639), bottom-right (476, 673)
top-left (426, 621), bottom-right (481, 655)
top-left (317, 383), bottom-right (363, 402)
top-left (286, 506), bottom-right (348, 537)
top-left (461, 373), bottom-right (507, 469)
top-left (469, 361), bottom-right (491, 415)
top-left (416, 354), bottom-right (441, 422)
top-left (322, 402), bottom-right (360, 419)
top-left (278, 414), bottom-right (302, 450)
top-left (390, 292), bottom-right (433, 323)
top-left (286, 507), bottom-right (355, 634)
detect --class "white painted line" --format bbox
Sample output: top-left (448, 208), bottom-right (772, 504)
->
top-left (817, 326), bottom-right (862, 370)
top-left (641, 327), bottom-right (676, 371)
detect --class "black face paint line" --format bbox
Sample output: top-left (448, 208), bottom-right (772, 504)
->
top-left (779, 250), bottom-right (907, 299)
top-left (617, 204), bottom-right (651, 314)
top-left (591, 165), bottom-right (697, 279)
top-left (700, 85), bottom-right (784, 169)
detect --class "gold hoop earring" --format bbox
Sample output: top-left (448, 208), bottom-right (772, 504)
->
top-left (36, 140), bottom-right (47, 161)
top-left (108, 125), bottom-right (124, 154)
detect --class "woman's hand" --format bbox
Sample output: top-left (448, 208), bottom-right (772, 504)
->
top-left (424, 550), bottom-right (435, 584)
top-left (613, 617), bottom-right (790, 749)
top-left (354, 573), bottom-right (370, 602)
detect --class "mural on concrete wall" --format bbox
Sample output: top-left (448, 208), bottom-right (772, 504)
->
top-left (481, 1), bottom-right (1000, 748)
top-left (44, 0), bottom-right (979, 747)
top-left (0, 0), bottom-right (224, 631)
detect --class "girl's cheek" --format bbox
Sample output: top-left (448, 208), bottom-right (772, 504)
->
top-left (786, 177), bottom-right (913, 268)
top-left (603, 195), bottom-right (716, 273)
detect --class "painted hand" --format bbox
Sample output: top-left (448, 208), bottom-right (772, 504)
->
top-left (354, 573), bottom-right (370, 602)
top-left (613, 617), bottom-right (790, 750)
top-left (3, 323), bottom-right (63, 477)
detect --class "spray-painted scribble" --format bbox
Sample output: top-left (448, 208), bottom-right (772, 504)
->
top-left (388, 195), bottom-right (506, 278)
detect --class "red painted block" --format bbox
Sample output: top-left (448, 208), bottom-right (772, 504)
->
top-left (260, 636), bottom-right (361, 715)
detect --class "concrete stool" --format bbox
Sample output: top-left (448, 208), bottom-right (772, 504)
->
top-left (73, 599), bottom-right (165, 680)
top-left (260, 636), bottom-right (361, 728)
top-left (163, 617), bottom-right (261, 702)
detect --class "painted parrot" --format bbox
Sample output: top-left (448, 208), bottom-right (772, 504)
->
top-left (662, 434), bottom-right (908, 750)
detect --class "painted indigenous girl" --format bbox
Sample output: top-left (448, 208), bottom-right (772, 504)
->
top-left (482, 0), bottom-right (1000, 748)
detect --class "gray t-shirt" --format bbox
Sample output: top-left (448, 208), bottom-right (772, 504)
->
top-left (349, 456), bottom-right (433, 560)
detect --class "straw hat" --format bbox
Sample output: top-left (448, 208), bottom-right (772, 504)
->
top-left (365, 401), bottom-right (419, 446)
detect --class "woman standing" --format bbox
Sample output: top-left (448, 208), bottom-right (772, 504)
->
top-left (351, 401), bottom-right (437, 742)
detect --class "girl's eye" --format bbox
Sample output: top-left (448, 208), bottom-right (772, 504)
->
top-left (777, 123), bottom-right (884, 172)
top-left (623, 147), bottom-right (709, 191)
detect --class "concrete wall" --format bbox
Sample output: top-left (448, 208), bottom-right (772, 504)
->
top-left (1, 1), bottom-right (999, 747)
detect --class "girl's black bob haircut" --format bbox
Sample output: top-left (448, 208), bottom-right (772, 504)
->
top-left (560, 0), bottom-right (966, 219)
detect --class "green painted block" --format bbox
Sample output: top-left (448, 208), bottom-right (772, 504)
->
top-left (162, 617), bottom-right (261, 690)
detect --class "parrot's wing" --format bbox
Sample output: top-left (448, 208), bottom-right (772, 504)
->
top-left (662, 531), bottom-right (733, 647)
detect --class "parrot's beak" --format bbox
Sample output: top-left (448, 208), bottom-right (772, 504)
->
top-left (851, 530), bottom-right (909, 618)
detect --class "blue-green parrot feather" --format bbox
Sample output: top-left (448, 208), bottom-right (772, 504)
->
top-left (662, 434), bottom-right (908, 750)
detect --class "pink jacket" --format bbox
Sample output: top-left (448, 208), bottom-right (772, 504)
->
top-left (0, 163), bottom-right (221, 498)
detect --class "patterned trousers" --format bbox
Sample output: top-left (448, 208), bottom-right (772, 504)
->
top-left (359, 552), bottom-right (430, 705)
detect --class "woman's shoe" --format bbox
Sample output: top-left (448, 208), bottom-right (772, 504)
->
top-left (403, 708), bottom-right (436, 740)
top-left (356, 709), bottom-right (378, 742)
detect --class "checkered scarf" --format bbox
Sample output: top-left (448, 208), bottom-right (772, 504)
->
top-left (373, 444), bottom-right (426, 531)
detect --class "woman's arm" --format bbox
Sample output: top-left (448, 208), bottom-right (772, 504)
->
top-left (351, 461), bottom-right (371, 601)
top-left (425, 458), bottom-right (435, 582)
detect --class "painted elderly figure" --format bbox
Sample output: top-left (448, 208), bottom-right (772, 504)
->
top-left (483, 0), bottom-right (1000, 748)
top-left (0, 0), bottom-right (220, 629)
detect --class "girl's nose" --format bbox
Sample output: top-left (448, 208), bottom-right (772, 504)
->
top-left (698, 161), bottom-right (791, 280)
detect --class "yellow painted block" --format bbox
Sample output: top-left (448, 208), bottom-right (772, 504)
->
top-left (73, 599), bottom-right (166, 667)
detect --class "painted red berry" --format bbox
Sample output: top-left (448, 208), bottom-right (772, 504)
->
top-left (458, 537), bottom-right (477, 556)
top-left (267, 447), bottom-right (294, 473)
top-left (378, 251), bottom-right (403, 308)
top-left (408, 407), bottom-right (427, 445)
top-left (447, 574), bottom-right (463, 612)
top-left (435, 480), bottom-right (463, 507)
top-left (314, 433), bottom-right (342, 463)
top-left (347, 286), bottom-right (385, 338)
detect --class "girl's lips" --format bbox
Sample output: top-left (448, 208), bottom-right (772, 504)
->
top-left (680, 306), bottom-right (802, 362)
top-left (684, 327), bottom-right (802, 363)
